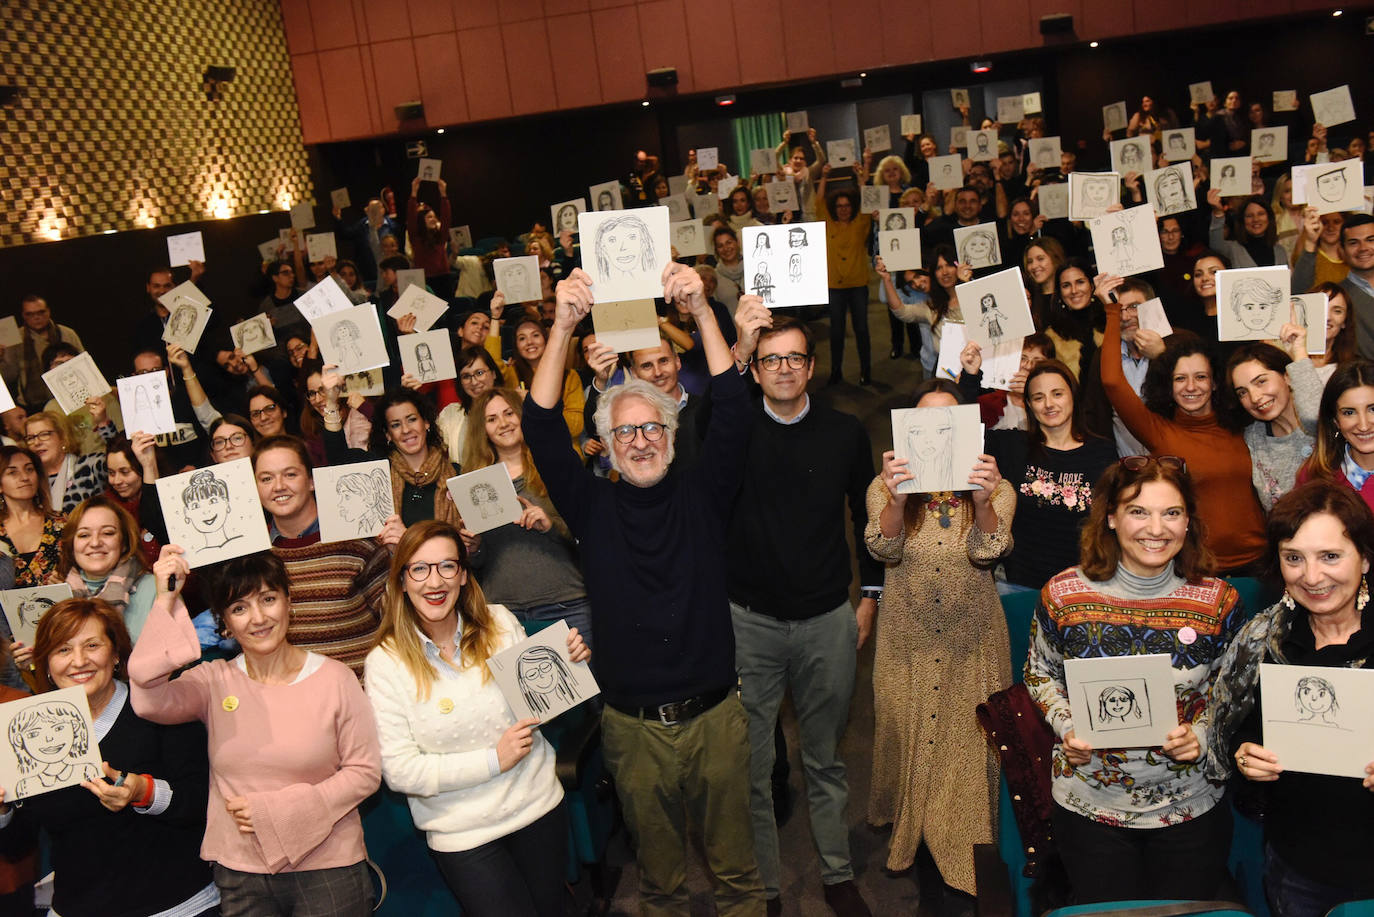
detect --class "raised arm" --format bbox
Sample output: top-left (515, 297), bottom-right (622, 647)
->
top-left (531, 270), bottom-right (592, 409)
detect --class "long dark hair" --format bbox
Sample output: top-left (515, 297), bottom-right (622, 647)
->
top-left (370, 389), bottom-right (447, 456)
top-left (1024, 360), bottom-right (1092, 459)
top-left (928, 244), bottom-right (958, 324)
top-left (1315, 282), bottom-right (1357, 365)
top-left (1303, 358), bottom-right (1374, 481)
top-left (1049, 258), bottom-right (1105, 363)
top-left (456, 346), bottom-right (503, 411)
top-left (1233, 195), bottom-right (1278, 248)
top-left (1220, 342), bottom-right (1292, 430)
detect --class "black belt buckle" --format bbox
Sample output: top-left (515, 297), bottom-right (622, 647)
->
top-left (655, 699), bottom-right (688, 725)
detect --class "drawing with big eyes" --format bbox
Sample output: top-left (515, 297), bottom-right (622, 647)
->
top-left (9, 701), bottom-right (100, 798)
top-left (335, 468), bottom-right (391, 535)
top-left (516, 645), bottom-right (581, 716)
top-left (1294, 674), bottom-right (1340, 726)
top-left (788, 254), bottom-right (802, 283)
top-left (1097, 685), bottom-right (1143, 726)
top-left (593, 213), bottom-right (656, 280)
top-left (180, 469), bottom-right (240, 550)
top-left (1229, 276), bottom-right (1285, 336)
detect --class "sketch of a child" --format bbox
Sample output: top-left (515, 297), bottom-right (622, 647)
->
top-left (978, 293), bottom-right (1007, 339)
top-left (10, 701), bottom-right (100, 798)
top-left (904, 408), bottom-right (955, 492)
top-left (1294, 674), bottom-right (1340, 725)
top-left (469, 482), bottom-right (502, 520)
top-left (329, 320), bottom-right (365, 368)
top-left (959, 230), bottom-right (998, 268)
top-left (414, 343), bottom-right (436, 381)
top-left (593, 214), bottom-right (656, 282)
top-left (751, 263), bottom-right (775, 304)
top-left (1229, 276), bottom-right (1285, 336)
top-left (335, 468), bottom-right (391, 534)
top-left (516, 645), bottom-right (581, 716)
top-left (1097, 685), bottom-right (1143, 726)
top-left (181, 469), bottom-right (239, 550)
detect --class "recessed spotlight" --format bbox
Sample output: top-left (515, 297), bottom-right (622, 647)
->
top-left (102, 229), bottom-right (116, 235)
top-left (1332, 8), bottom-right (1343, 15)
top-left (437, 128), bottom-right (445, 134)
top-left (641, 100), bottom-right (650, 107)
top-left (1089, 40), bottom-right (1099, 47)
top-left (715, 94), bottom-right (736, 106)
top-left (859, 72), bottom-right (867, 78)
top-left (258, 209), bottom-right (270, 214)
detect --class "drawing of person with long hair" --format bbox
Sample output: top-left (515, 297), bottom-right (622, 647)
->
top-left (329, 319), bottom-right (365, 368)
top-left (959, 229), bottom-right (998, 268)
top-left (979, 292), bottom-right (1007, 339)
top-left (593, 213), bottom-right (656, 280)
top-left (335, 468), bottom-right (391, 534)
top-left (10, 700), bottom-right (100, 797)
top-left (1294, 674), bottom-right (1340, 726)
top-left (1097, 685), bottom-right (1143, 726)
top-left (516, 645), bottom-right (581, 716)
top-left (904, 407), bottom-right (955, 492)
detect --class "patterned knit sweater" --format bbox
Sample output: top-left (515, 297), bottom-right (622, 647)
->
top-left (273, 533), bottom-right (390, 678)
top-left (1025, 567), bottom-right (1244, 827)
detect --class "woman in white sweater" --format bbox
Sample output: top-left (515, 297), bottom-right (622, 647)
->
top-left (364, 519), bottom-right (589, 917)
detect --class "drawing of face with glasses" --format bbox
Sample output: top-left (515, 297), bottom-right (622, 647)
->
top-left (516, 645), bottom-right (580, 715)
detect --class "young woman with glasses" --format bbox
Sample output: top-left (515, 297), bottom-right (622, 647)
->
top-left (434, 347), bottom-right (505, 467)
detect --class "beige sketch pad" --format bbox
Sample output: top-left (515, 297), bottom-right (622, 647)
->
top-left (593, 299), bottom-right (660, 354)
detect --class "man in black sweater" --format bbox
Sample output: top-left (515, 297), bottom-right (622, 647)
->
top-left (727, 316), bottom-right (880, 917)
top-left (523, 265), bottom-right (765, 916)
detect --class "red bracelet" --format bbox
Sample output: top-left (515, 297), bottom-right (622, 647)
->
top-left (134, 774), bottom-right (156, 809)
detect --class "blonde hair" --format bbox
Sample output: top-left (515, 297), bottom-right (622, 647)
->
top-left (871, 155), bottom-right (911, 186)
top-left (459, 388), bottom-right (546, 497)
top-left (26, 411), bottom-right (75, 455)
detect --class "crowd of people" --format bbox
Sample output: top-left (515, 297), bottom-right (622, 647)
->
top-left (0, 80), bottom-right (1369, 917)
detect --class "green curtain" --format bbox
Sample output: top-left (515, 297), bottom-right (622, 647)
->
top-left (732, 113), bottom-right (783, 178)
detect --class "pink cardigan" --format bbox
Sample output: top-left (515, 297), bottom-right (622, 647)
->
top-left (128, 598), bottom-right (381, 874)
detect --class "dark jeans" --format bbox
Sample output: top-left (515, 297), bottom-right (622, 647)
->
top-left (214, 862), bottom-right (372, 917)
top-left (1052, 800), bottom-right (1232, 904)
top-left (431, 802), bottom-right (568, 917)
top-left (1265, 843), bottom-right (1357, 917)
top-left (507, 598), bottom-right (594, 655)
top-left (828, 286), bottom-right (870, 378)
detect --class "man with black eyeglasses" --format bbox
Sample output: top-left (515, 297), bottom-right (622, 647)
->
top-left (523, 265), bottom-right (767, 916)
top-left (726, 316), bottom-right (879, 917)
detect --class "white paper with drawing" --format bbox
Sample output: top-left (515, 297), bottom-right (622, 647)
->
top-left (315, 304), bottom-right (390, 373)
top-left (0, 584), bottom-right (73, 648)
top-left (158, 281), bottom-right (213, 353)
top-left (230, 314), bottom-right (277, 355)
top-left (1065, 654), bottom-right (1179, 749)
top-left (1310, 85), bottom-right (1356, 127)
top-left (399, 330), bottom-right (457, 385)
top-left (330, 187), bottom-right (350, 209)
top-left (313, 460), bottom-right (393, 544)
top-left (593, 299), bottom-right (659, 354)
top-left (494, 255), bottom-right (541, 304)
top-left (860, 185), bottom-right (885, 214)
top-left (671, 221), bottom-right (707, 257)
top-left (955, 268), bottom-right (1034, 348)
top-left (968, 129), bottom-right (998, 163)
top-left (878, 230), bottom-right (921, 271)
top-left (154, 458), bottom-right (271, 568)
top-left (1135, 298), bottom-right (1173, 337)
top-left (950, 126), bottom-right (969, 150)
top-left (488, 621), bottom-right (600, 724)
top-left (890, 403), bottom-right (983, 495)
top-left (1037, 183), bottom-right (1069, 221)
top-left (1109, 137), bottom-right (1150, 176)
top-left (1161, 128), bottom-right (1196, 162)
top-left (1022, 92), bottom-right (1042, 113)
top-left (1145, 162), bottom-right (1197, 217)
top-left (996, 96), bottom-right (1023, 124)
top-left (786, 111), bottom-right (809, 132)
top-left (386, 284), bottom-right (449, 332)
top-left (0, 687), bottom-right (103, 802)
top-left (877, 208), bottom-right (915, 232)
top-left (550, 199), bottom-right (586, 236)
top-left (715, 175), bottom-right (741, 200)
top-left (294, 276), bottom-right (353, 324)
top-left (954, 223), bottom-right (1002, 269)
top-left (950, 89), bottom-right (970, 108)
top-left (740, 223), bottom-right (828, 309)
top-left (901, 114), bottom-right (922, 136)
top-left (578, 207), bottom-right (670, 304)
top-left (1303, 160), bottom-right (1364, 215)
top-left (750, 148), bottom-right (777, 176)
top-left (446, 464), bottom-right (522, 534)
top-left (1251, 127), bottom-right (1288, 163)
top-left (1289, 293), bottom-right (1328, 354)
top-left (696, 147), bottom-right (719, 171)
top-left (1212, 157), bottom-right (1252, 198)
top-left (289, 201), bottom-right (314, 231)
top-left (1069, 172), bottom-right (1120, 221)
top-left (1273, 90), bottom-right (1299, 113)
top-left (589, 180), bottom-right (622, 212)
top-left (661, 194), bottom-right (691, 223)
top-left (765, 180), bottom-right (797, 212)
top-left (864, 125), bottom-right (891, 153)
top-left (827, 139), bottom-right (857, 168)
top-left (1189, 81), bottom-right (1214, 106)
top-left (305, 232), bottom-right (336, 262)
top-left (418, 158), bottom-right (442, 182)
top-left (166, 231), bottom-right (205, 268)
top-left (1260, 663), bottom-right (1374, 778)
top-left (1215, 266), bottom-right (1292, 342)
top-left (929, 154), bottom-right (962, 190)
top-left (42, 352), bottom-right (111, 417)
top-left (980, 337), bottom-right (1027, 392)
top-left (117, 373), bottom-right (175, 436)
top-left (450, 225), bottom-right (473, 251)
top-left (1028, 137), bottom-right (1061, 170)
top-left (1102, 101), bottom-right (1128, 133)
top-left (935, 322), bottom-right (966, 383)
top-left (1089, 206), bottom-right (1165, 277)
top-left (691, 192), bottom-right (718, 220)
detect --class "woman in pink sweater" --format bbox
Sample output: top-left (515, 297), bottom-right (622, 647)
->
top-left (129, 547), bottom-right (382, 915)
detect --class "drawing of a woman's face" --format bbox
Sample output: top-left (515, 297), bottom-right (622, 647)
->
top-left (1102, 687), bottom-right (1134, 719)
top-left (1120, 143), bottom-right (1142, 167)
top-left (1083, 179), bottom-right (1112, 206)
top-left (1156, 171), bottom-right (1187, 209)
top-left (1111, 226), bottom-right (1128, 244)
top-left (601, 222), bottom-right (646, 274)
top-left (186, 492), bottom-right (228, 534)
top-left (886, 214), bottom-right (906, 230)
top-left (519, 653), bottom-right (558, 693)
top-left (965, 234), bottom-right (992, 261)
top-left (1298, 679), bottom-right (1335, 714)
top-left (20, 716), bottom-right (75, 765)
top-left (557, 205), bottom-right (578, 232)
top-left (908, 409), bottom-right (952, 462)
top-left (1220, 165), bottom-right (1235, 180)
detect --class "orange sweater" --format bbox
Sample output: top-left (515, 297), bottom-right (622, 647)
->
top-left (1100, 310), bottom-right (1266, 571)
top-left (815, 193), bottom-right (873, 289)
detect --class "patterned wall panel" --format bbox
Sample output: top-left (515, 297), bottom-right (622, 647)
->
top-left (0, 0), bottom-right (314, 248)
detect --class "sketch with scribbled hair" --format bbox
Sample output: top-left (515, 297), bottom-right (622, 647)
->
top-left (469, 482), bottom-right (502, 520)
top-left (1097, 685), bottom-right (1144, 726)
top-left (517, 645), bottom-right (581, 715)
top-left (901, 407), bottom-right (955, 494)
top-left (752, 263), bottom-right (775, 304)
top-left (958, 229), bottom-right (1000, 268)
top-left (335, 468), bottom-right (391, 535)
top-left (180, 469), bottom-right (239, 550)
top-left (978, 293), bottom-right (1007, 340)
top-left (9, 700), bottom-right (99, 798)
top-left (593, 213), bottom-right (657, 279)
top-left (1229, 275), bottom-right (1286, 337)
top-left (1294, 674), bottom-right (1341, 726)
top-left (329, 320), bottom-right (364, 367)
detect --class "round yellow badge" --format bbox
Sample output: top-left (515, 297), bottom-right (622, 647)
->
top-left (222, 696), bottom-right (239, 712)
top-left (438, 698), bottom-right (454, 715)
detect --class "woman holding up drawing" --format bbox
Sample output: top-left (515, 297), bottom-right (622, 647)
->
top-left (1025, 456), bottom-right (1244, 903)
top-left (364, 520), bottom-right (589, 917)
top-left (1208, 480), bottom-right (1374, 917)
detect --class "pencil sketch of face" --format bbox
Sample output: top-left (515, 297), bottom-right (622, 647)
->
top-left (330, 319), bottom-right (363, 364)
top-left (1083, 178), bottom-right (1113, 207)
top-left (9, 701), bottom-right (96, 796)
top-left (890, 237), bottom-right (901, 252)
top-left (676, 225), bottom-right (696, 246)
top-left (1258, 132), bottom-right (1275, 152)
top-left (1289, 297), bottom-right (1309, 329)
top-left (516, 645), bottom-right (580, 715)
top-left (1230, 276), bottom-right (1284, 333)
top-left (975, 133), bottom-right (990, 155)
top-left (788, 254), bottom-right (802, 282)
top-left (959, 230), bottom-right (996, 267)
top-left (503, 263), bottom-right (529, 295)
top-left (556, 204), bottom-right (578, 233)
top-left (1154, 169), bottom-right (1188, 211)
top-left (594, 214), bottom-right (655, 279)
top-left (597, 190), bottom-right (614, 211)
top-left (905, 408), bottom-right (954, 488)
top-left (1220, 164), bottom-right (1236, 181)
top-left (169, 306), bottom-right (197, 338)
top-left (1167, 133), bottom-right (1185, 152)
top-left (240, 320), bottom-right (267, 350)
top-left (788, 227), bottom-right (808, 248)
top-left (1315, 168), bottom-right (1348, 204)
top-left (469, 482), bottom-right (501, 519)
top-left (180, 469), bottom-right (236, 548)
top-left (335, 468), bottom-right (390, 533)
top-left (753, 234), bottom-right (772, 256)
top-left (1294, 675), bottom-right (1339, 725)
top-left (885, 213), bottom-right (907, 231)
top-left (941, 163), bottom-right (954, 178)
top-left (1097, 685), bottom-right (1142, 725)
top-left (17, 597), bottom-right (53, 631)
top-left (1120, 142), bottom-right (1143, 168)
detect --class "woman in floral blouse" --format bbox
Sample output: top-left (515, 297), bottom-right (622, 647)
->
top-left (0, 446), bottom-right (65, 588)
top-left (985, 360), bottom-right (1117, 592)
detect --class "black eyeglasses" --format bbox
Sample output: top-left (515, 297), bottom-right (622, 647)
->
top-left (459, 369), bottom-right (490, 383)
top-left (249, 405), bottom-right (281, 420)
top-left (757, 352), bottom-right (809, 372)
top-left (405, 560), bottom-right (462, 582)
top-left (611, 422), bottom-right (668, 444)
top-left (1120, 455), bottom-right (1186, 473)
top-left (212, 432), bottom-right (248, 450)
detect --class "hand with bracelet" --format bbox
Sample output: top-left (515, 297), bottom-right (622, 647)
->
top-left (81, 761), bottom-right (158, 813)
top-left (319, 364), bottom-right (346, 432)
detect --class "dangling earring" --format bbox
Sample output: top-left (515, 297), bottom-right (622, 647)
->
top-left (1359, 579), bottom-right (1370, 612)
top-left (1280, 591), bottom-right (1296, 611)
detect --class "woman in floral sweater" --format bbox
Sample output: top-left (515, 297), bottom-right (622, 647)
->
top-left (985, 360), bottom-right (1117, 592)
top-left (1025, 457), bottom-right (1244, 903)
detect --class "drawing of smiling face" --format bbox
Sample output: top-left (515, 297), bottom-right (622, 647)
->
top-left (22, 718), bottom-right (75, 765)
top-left (603, 225), bottom-right (644, 274)
top-left (1111, 226), bottom-right (1128, 244)
top-left (1315, 169), bottom-right (1347, 203)
top-left (1236, 293), bottom-right (1276, 331)
top-left (185, 494), bottom-right (228, 534)
top-left (1298, 680), bottom-right (1334, 714)
top-left (1083, 179), bottom-right (1112, 206)
top-left (965, 234), bottom-right (992, 262)
top-left (519, 655), bottom-right (557, 693)
top-left (1102, 687), bottom-right (1133, 719)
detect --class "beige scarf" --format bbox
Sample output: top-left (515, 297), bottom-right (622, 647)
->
top-left (388, 446), bottom-right (459, 526)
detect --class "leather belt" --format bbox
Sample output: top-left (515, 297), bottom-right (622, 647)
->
top-left (606, 685), bottom-right (732, 726)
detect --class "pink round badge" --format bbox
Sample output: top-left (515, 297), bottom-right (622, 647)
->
top-left (1178, 626), bottom-right (1197, 645)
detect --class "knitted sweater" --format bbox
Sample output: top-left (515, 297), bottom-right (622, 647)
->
top-left (1242, 358), bottom-right (1321, 511)
top-left (272, 532), bottom-right (390, 677)
top-left (815, 193), bottom-right (873, 289)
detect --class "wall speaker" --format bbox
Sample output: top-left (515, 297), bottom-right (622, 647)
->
top-left (395, 101), bottom-right (425, 121)
top-left (1039, 13), bottom-right (1074, 35)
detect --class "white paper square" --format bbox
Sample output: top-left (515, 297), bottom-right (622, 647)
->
top-left (1135, 297), bottom-right (1173, 337)
top-left (1260, 663), bottom-right (1374, 777)
top-left (968, 129), bottom-right (999, 162)
top-left (1102, 101), bottom-right (1128, 134)
top-left (1065, 654), bottom-right (1179, 749)
top-left (696, 147), bottom-right (719, 171)
top-left (878, 230), bottom-right (922, 271)
top-left (1089, 206), bottom-right (1165, 277)
top-left (1110, 136), bottom-right (1151, 175)
top-left (42, 352), bottom-right (111, 416)
top-left (876, 207), bottom-right (915, 231)
top-left (955, 267), bottom-right (1034, 348)
top-left (396, 269), bottom-right (427, 298)
top-left (399, 330), bottom-right (457, 384)
top-left (578, 207), bottom-right (671, 304)
top-left (166, 231), bottom-right (205, 267)
top-left (158, 281), bottom-right (214, 354)
top-left (488, 620), bottom-right (601, 724)
top-left (592, 299), bottom-right (661, 354)
top-left (741, 223), bottom-right (828, 309)
top-left (890, 402), bottom-right (983, 494)
top-left (1310, 85), bottom-right (1356, 127)
top-left (671, 221), bottom-right (707, 257)
top-left (950, 126), bottom-right (969, 150)
top-left (294, 277), bottom-right (354, 324)
top-left (901, 114), bottom-right (922, 136)
top-left (1068, 172), bottom-right (1121, 221)
top-left (289, 201), bottom-right (314, 231)
top-left (1161, 127), bottom-right (1196, 162)
top-left (691, 192), bottom-right (718, 220)
top-left (1189, 81), bottom-right (1214, 106)
top-left (1145, 162), bottom-right (1197, 217)
top-left (1216, 266), bottom-right (1293, 341)
top-left (954, 223), bottom-right (1002, 269)
top-left (786, 111), bottom-right (809, 133)
top-left (155, 458), bottom-right (271, 568)
top-left (864, 125), bottom-right (892, 153)
top-left (493, 255), bottom-right (542, 304)
top-left (860, 185), bottom-right (886, 213)
top-left (117, 373), bottom-right (176, 436)
top-left (1028, 137), bottom-right (1062, 171)
top-left (1273, 90), bottom-right (1299, 113)
top-left (765, 180), bottom-right (797, 213)
top-left (418, 158), bottom-right (442, 182)
top-left (1037, 183), bottom-right (1069, 220)
top-left (450, 225), bottom-right (473, 251)
top-left (996, 96), bottom-right (1024, 124)
top-left (550, 199), bottom-right (586, 236)
top-left (750, 148), bottom-right (777, 176)
top-left (589, 179), bottom-right (623, 212)
top-left (446, 464), bottom-right (522, 534)
top-left (387, 284), bottom-right (450, 332)
top-left (304, 232), bottom-right (336, 262)
top-left (715, 175), bottom-right (741, 200)
top-left (951, 88), bottom-right (970, 108)
top-left (330, 188), bottom-right (350, 209)
top-left (929, 154), bottom-right (964, 190)
top-left (315, 304), bottom-right (390, 372)
top-left (1022, 92), bottom-right (1042, 114)
top-left (257, 238), bottom-right (284, 262)
top-left (0, 686), bottom-right (104, 801)
top-left (1212, 157), bottom-right (1253, 197)
top-left (827, 139), bottom-right (857, 168)
top-left (980, 336), bottom-right (1026, 391)
top-left (661, 194), bottom-right (691, 223)
top-left (230, 314), bottom-right (277, 356)
top-left (1251, 127), bottom-right (1288, 163)
top-left (0, 584), bottom-right (73, 647)
top-left (1304, 159), bottom-right (1365, 215)
top-left (1290, 293), bottom-right (1328, 354)
top-left (314, 460), bottom-right (393, 543)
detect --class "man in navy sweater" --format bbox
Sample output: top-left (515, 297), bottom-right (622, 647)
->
top-left (523, 264), bottom-right (766, 916)
top-left (728, 316), bottom-right (879, 917)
